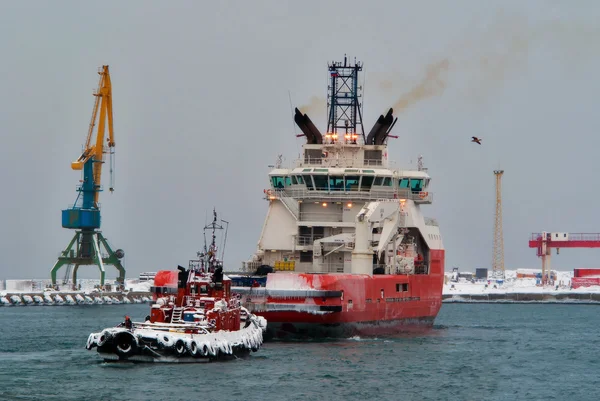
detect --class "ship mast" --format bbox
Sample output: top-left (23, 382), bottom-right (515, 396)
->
top-left (326, 54), bottom-right (365, 144)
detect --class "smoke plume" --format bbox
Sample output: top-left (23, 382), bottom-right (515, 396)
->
top-left (391, 59), bottom-right (450, 113)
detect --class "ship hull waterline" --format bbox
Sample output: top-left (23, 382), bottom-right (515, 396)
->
top-left (237, 249), bottom-right (444, 340)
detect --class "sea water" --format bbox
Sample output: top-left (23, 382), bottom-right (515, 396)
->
top-left (0, 303), bottom-right (598, 401)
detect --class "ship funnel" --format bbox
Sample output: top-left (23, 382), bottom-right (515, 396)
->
top-left (366, 108), bottom-right (395, 145)
top-left (294, 108), bottom-right (323, 144)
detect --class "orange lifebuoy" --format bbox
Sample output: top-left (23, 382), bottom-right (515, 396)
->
top-left (419, 191), bottom-right (428, 199)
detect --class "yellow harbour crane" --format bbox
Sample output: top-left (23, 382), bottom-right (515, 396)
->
top-left (51, 65), bottom-right (125, 289)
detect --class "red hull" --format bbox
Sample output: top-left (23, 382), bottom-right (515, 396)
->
top-left (239, 250), bottom-right (444, 339)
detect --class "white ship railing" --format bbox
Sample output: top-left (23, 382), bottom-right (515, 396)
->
top-left (297, 235), bottom-right (324, 246)
top-left (296, 157), bottom-right (395, 168)
top-left (268, 188), bottom-right (432, 203)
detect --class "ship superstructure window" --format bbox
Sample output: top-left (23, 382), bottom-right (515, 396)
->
top-left (313, 175), bottom-right (328, 190)
top-left (360, 175), bottom-right (374, 190)
top-left (396, 283), bottom-right (409, 292)
top-left (399, 178), bottom-right (410, 189)
top-left (373, 176), bottom-right (392, 187)
top-left (271, 176), bottom-right (285, 189)
top-left (410, 179), bottom-right (423, 192)
top-left (303, 175), bottom-right (314, 190)
top-left (291, 176), bottom-right (298, 185)
top-left (285, 177), bottom-right (292, 186)
top-left (296, 176), bottom-right (305, 184)
top-left (344, 176), bottom-right (359, 191)
top-left (300, 251), bottom-right (313, 263)
top-left (329, 176), bottom-right (344, 191)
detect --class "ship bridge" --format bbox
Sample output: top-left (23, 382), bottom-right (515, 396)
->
top-left (268, 163), bottom-right (432, 204)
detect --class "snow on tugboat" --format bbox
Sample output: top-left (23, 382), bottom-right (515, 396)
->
top-left (86, 210), bottom-right (267, 362)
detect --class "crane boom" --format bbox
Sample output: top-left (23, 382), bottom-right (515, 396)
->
top-left (71, 65), bottom-right (115, 205)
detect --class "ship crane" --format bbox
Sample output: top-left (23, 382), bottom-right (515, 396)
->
top-left (50, 65), bottom-right (125, 289)
top-left (528, 232), bottom-right (600, 285)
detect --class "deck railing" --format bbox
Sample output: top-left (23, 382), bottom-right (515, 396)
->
top-left (530, 233), bottom-right (600, 241)
top-left (266, 188), bottom-right (432, 203)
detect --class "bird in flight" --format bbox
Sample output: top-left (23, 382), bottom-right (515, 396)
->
top-left (471, 136), bottom-right (482, 145)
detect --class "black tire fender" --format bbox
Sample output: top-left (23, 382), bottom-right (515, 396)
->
top-left (174, 339), bottom-right (186, 356)
top-left (114, 332), bottom-right (138, 357)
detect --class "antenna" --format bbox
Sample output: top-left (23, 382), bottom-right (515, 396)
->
top-left (221, 219), bottom-right (229, 263)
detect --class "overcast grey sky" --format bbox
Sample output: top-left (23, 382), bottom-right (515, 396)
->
top-left (1, 0), bottom-right (599, 280)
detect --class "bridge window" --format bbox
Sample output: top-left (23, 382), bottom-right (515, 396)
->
top-left (285, 177), bottom-right (292, 186)
top-left (383, 177), bottom-right (392, 187)
top-left (291, 176), bottom-right (298, 185)
top-left (374, 176), bottom-right (383, 186)
top-left (271, 176), bottom-right (285, 189)
top-left (345, 176), bottom-right (359, 191)
top-left (410, 179), bottom-right (423, 192)
top-left (399, 178), bottom-right (410, 188)
top-left (360, 175), bottom-right (374, 191)
top-left (303, 175), bottom-right (314, 190)
top-left (313, 175), bottom-right (328, 190)
top-left (329, 176), bottom-right (344, 191)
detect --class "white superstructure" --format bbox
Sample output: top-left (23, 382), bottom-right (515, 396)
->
top-left (244, 57), bottom-right (443, 277)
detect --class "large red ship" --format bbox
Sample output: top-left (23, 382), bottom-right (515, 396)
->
top-left (233, 57), bottom-right (444, 339)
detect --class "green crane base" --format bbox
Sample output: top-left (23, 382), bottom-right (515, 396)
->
top-left (50, 230), bottom-right (125, 290)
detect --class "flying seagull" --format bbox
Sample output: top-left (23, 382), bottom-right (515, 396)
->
top-left (471, 136), bottom-right (482, 145)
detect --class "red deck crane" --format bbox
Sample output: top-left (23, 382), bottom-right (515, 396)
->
top-left (528, 232), bottom-right (600, 285)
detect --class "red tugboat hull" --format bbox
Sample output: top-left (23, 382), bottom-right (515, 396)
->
top-left (238, 250), bottom-right (444, 339)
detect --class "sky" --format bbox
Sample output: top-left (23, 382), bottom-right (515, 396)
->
top-left (1, 0), bottom-right (599, 280)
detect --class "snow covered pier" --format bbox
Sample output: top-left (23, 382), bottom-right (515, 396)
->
top-left (443, 269), bottom-right (600, 304)
top-left (443, 292), bottom-right (600, 304)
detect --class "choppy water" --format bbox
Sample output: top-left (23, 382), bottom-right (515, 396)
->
top-left (1, 303), bottom-right (599, 401)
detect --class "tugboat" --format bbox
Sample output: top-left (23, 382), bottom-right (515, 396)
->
top-left (86, 210), bottom-right (267, 362)
top-left (233, 57), bottom-right (445, 339)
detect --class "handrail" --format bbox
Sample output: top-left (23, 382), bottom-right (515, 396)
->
top-left (266, 188), bottom-right (432, 203)
top-left (530, 233), bottom-right (600, 241)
